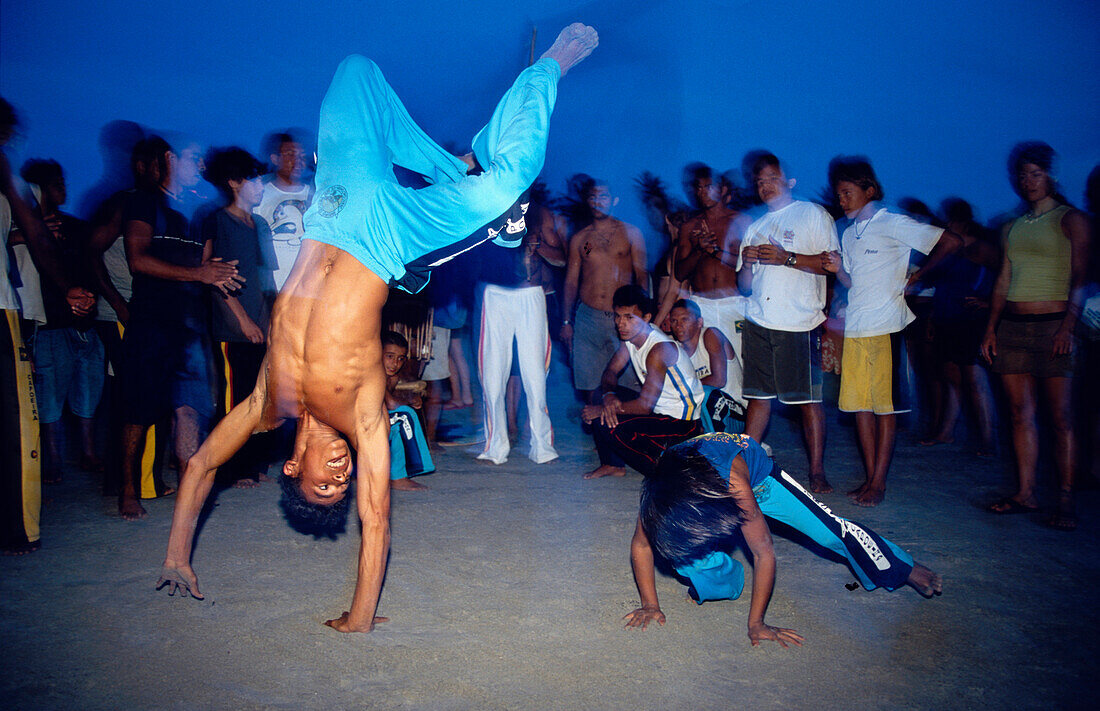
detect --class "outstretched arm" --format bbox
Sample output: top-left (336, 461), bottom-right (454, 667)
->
top-left (158, 372), bottom-right (272, 598)
top-left (623, 517), bottom-right (665, 629)
top-left (326, 402), bottom-right (392, 633)
top-left (727, 457), bottom-right (803, 648)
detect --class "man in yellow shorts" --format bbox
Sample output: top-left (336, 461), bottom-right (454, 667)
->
top-left (822, 157), bottom-right (959, 506)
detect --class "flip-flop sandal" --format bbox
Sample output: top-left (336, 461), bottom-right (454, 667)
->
top-left (988, 497), bottom-right (1039, 514)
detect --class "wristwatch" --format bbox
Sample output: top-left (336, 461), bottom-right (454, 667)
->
top-left (785, 253), bottom-right (797, 267)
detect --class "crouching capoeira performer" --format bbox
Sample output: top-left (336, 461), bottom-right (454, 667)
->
top-left (624, 432), bottom-right (941, 646)
top-left (155, 24), bottom-right (599, 633)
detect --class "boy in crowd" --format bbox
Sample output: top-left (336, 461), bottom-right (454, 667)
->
top-left (822, 157), bottom-right (960, 506)
top-left (737, 152), bottom-right (838, 493)
top-left (382, 331), bottom-right (433, 491)
top-left (202, 147), bottom-right (279, 487)
top-left (255, 131), bottom-right (313, 291)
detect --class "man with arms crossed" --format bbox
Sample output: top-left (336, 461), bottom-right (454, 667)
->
top-left (155, 25), bottom-right (599, 633)
top-left (738, 152), bottom-right (838, 494)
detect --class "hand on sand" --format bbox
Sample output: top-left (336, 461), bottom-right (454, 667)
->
top-left (324, 611), bottom-right (389, 633)
top-left (156, 563), bottom-right (204, 599)
top-left (623, 606), bottom-right (665, 630)
top-left (540, 23), bottom-right (599, 76)
top-left (748, 622), bottom-right (804, 648)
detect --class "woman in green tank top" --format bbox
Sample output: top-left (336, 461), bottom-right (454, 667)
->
top-left (980, 142), bottom-right (1090, 530)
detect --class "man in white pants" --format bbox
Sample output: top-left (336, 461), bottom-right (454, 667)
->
top-left (477, 218), bottom-right (565, 464)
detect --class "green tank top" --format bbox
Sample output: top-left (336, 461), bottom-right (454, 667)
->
top-left (1005, 205), bottom-right (1072, 302)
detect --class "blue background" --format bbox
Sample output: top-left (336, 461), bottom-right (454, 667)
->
top-left (2, 0), bottom-right (1097, 251)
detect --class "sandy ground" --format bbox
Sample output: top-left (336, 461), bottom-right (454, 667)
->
top-left (3, 354), bottom-right (1098, 711)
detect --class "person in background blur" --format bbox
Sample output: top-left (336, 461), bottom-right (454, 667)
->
top-left (20, 159), bottom-right (104, 484)
top-left (920, 198), bottom-right (998, 455)
top-left (202, 147), bottom-right (278, 488)
top-left (255, 131), bottom-right (313, 291)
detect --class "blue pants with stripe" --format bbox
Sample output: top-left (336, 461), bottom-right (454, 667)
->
top-left (756, 468), bottom-right (914, 591)
top-left (303, 55), bottom-right (561, 293)
top-left (389, 406), bottom-right (434, 480)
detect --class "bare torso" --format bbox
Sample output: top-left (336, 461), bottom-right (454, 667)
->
top-left (262, 240), bottom-right (389, 439)
top-left (572, 217), bottom-right (643, 311)
top-left (678, 208), bottom-right (747, 298)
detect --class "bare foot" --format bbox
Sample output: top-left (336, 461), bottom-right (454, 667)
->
top-left (848, 482), bottom-right (869, 497)
top-left (256, 472), bottom-right (272, 483)
top-left (391, 478), bottom-right (429, 492)
top-left (540, 23), bottom-right (599, 76)
top-left (906, 562), bottom-right (942, 598)
top-left (919, 437), bottom-right (953, 446)
top-left (852, 487), bottom-right (885, 507)
top-left (808, 473), bottom-right (833, 494)
top-left (233, 477), bottom-right (261, 489)
top-left (1, 540), bottom-right (41, 556)
top-left (119, 496), bottom-right (147, 521)
top-left (583, 465), bottom-right (626, 480)
top-left (443, 400), bottom-right (469, 410)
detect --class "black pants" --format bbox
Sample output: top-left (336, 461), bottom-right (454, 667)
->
top-left (591, 413), bottom-right (703, 476)
top-left (211, 341), bottom-right (271, 481)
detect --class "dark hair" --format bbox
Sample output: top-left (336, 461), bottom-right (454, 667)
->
top-left (640, 446), bottom-right (746, 567)
top-left (1009, 140), bottom-right (1055, 177)
top-left (612, 284), bottom-right (655, 317)
top-left (1008, 141), bottom-right (1068, 204)
top-left (828, 155), bottom-right (884, 202)
top-left (0, 96), bottom-right (19, 140)
top-left (583, 178), bottom-right (610, 200)
top-left (381, 330), bottom-right (409, 350)
top-left (671, 298), bottom-right (702, 318)
top-left (897, 197), bottom-right (939, 226)
top-left (278, 472), bottom-right (350, 538)
top-left (262, 132), bottom-right (297, 160)
top-left (203, 147), bottom-right (264, 200)
top-left (133, 135), bottom-right (173, 189)
top-left (941, 197), bottom-right (973, 224)
top-left (20, 158), bottom-right (63, 188)
top-left (747, 151), bottom-right (781, 180)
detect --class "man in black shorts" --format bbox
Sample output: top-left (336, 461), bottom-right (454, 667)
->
top-left (737, 152), bottom-right (839, 493)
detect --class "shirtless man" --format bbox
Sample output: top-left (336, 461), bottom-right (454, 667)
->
top-left (673, 165), bottom-right (751, 401)
top-left (561, 181), bottom-right (647, 401)
top-left (154, 25), bottom-right (598, 634)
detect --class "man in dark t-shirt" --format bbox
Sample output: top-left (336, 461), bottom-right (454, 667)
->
top-left (116, 136), bottom-right (241, 520)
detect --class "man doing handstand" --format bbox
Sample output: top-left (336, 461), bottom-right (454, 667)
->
top-left (156, 24), bottom-right (599, 633)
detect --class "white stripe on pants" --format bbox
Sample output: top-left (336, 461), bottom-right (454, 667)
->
top-left (478, 284), bottom-right (557, 464)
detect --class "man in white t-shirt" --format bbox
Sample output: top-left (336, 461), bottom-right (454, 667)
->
top-left (822, 157), bottom-right (960, 506)
top-left (255, 132), bottom-right (313, 291)
top-left (737, 152), bottom-right (838, 493)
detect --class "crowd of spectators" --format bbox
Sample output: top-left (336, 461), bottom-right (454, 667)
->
top-left (0, 90), bottom-right (1096, 556)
